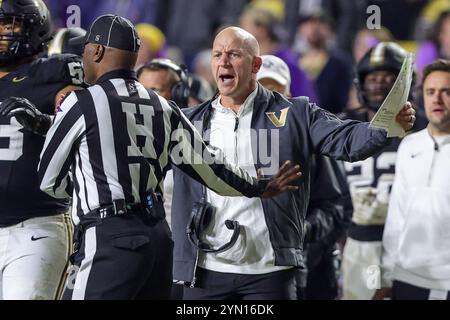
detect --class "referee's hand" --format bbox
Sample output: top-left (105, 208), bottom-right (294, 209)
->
top-left (260, 161), bottom-right (301, 199)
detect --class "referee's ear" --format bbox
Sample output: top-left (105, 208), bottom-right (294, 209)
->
top-left (93, 44), bottom-right (105, 63)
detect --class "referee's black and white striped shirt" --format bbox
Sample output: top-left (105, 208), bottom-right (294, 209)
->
top-left (38, 70), bottom-right (264, 223)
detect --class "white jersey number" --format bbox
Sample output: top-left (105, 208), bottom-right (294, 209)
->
top-left (345, 152), bottom-right (397, 200)
top-left (68, 61), bottom-right (84, 85)
top-left (0, 117), bottom-right (24, 161)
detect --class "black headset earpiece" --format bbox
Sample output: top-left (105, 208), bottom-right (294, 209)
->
top-left (170, 63), bottom-right (190, 108)
top-left (186, 198), bottom-right (241, 254)
top-left (139, 58), bottom-right (190, 107)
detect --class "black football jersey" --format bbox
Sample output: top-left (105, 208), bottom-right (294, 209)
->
top-left (0, 54), bottom-right (83, 225)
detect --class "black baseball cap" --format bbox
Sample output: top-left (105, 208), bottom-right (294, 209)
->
top-left (69, 14), bottom-right (141, 52)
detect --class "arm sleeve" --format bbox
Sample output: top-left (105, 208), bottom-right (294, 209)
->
top-left (167, 103), bottom-right (265, 198)
top-left (305, 101), bottom-right (390, 162)
top-left (380, 143), bottom-right (408, 288)
top-left (38, 92), bottom-right (85, 198)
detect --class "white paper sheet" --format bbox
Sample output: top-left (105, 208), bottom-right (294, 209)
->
top-left (369, 52), bottom-right (415, 138)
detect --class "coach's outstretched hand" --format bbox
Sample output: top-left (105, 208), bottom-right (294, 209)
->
top-left (395, 102), bottom-right (416, 131)
top-left (0, 97), bottom-right (51, 136)
top-left (260, 161), bottom-right (301, 199)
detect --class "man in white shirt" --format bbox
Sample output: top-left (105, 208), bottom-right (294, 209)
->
top-left (376, 59), bottom-right (450, 300)
top-left (170, 26), bottom-right (416, 300)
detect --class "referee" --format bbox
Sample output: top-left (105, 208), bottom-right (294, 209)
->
top-left (37, 14), bottom-right (300, 300)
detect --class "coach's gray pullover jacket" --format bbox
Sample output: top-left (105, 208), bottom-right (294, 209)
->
top-left (172, 85), bottom-right (390, 284)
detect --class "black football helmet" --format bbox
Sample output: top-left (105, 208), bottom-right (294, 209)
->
top-left (47, 27), bottom-right (86, 56)
top-left (0, 0), bottom-right (52, 67)
top-left (355, 42), bottom-right (408, 111)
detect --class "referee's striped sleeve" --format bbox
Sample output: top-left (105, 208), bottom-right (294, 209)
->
top-left (166, 101), bottom-right (264, 198)
top-left (38, 91), bottom-right (85, 198)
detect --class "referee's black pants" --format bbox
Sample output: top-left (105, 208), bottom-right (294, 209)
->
top-left (62, 212), bottom-right (173, 300)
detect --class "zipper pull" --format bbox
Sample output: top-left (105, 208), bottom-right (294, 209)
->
top-left (234, 117), bottom-right (239, 132)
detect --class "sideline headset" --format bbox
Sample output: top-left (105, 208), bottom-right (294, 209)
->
top-left (186, 197), bottom-right (241, 254)
top-left (137, 58), bottom-right (190, 107)
top-left (185, 111), bottom-right (241, 254)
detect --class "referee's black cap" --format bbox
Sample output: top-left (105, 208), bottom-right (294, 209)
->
top-left (69, 14), bottom-right (141, 52)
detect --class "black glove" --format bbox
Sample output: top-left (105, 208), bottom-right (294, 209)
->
top-left (0, 96), bottom-right (51, 135)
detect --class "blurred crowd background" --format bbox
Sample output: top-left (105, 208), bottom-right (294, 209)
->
top-left (43, 0), bottom-right (450, 114)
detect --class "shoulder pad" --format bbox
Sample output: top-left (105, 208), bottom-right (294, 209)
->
top-left (32, 54), bottom-right (84, 87)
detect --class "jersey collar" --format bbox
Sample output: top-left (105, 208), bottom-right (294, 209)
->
top-left (95, 69), bottom-right (137, 84)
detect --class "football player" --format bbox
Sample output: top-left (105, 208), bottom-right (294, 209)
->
top-left (340, 42), bottom-right (414, 300)
top-left (0, 0), bottom-right (83, 299)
